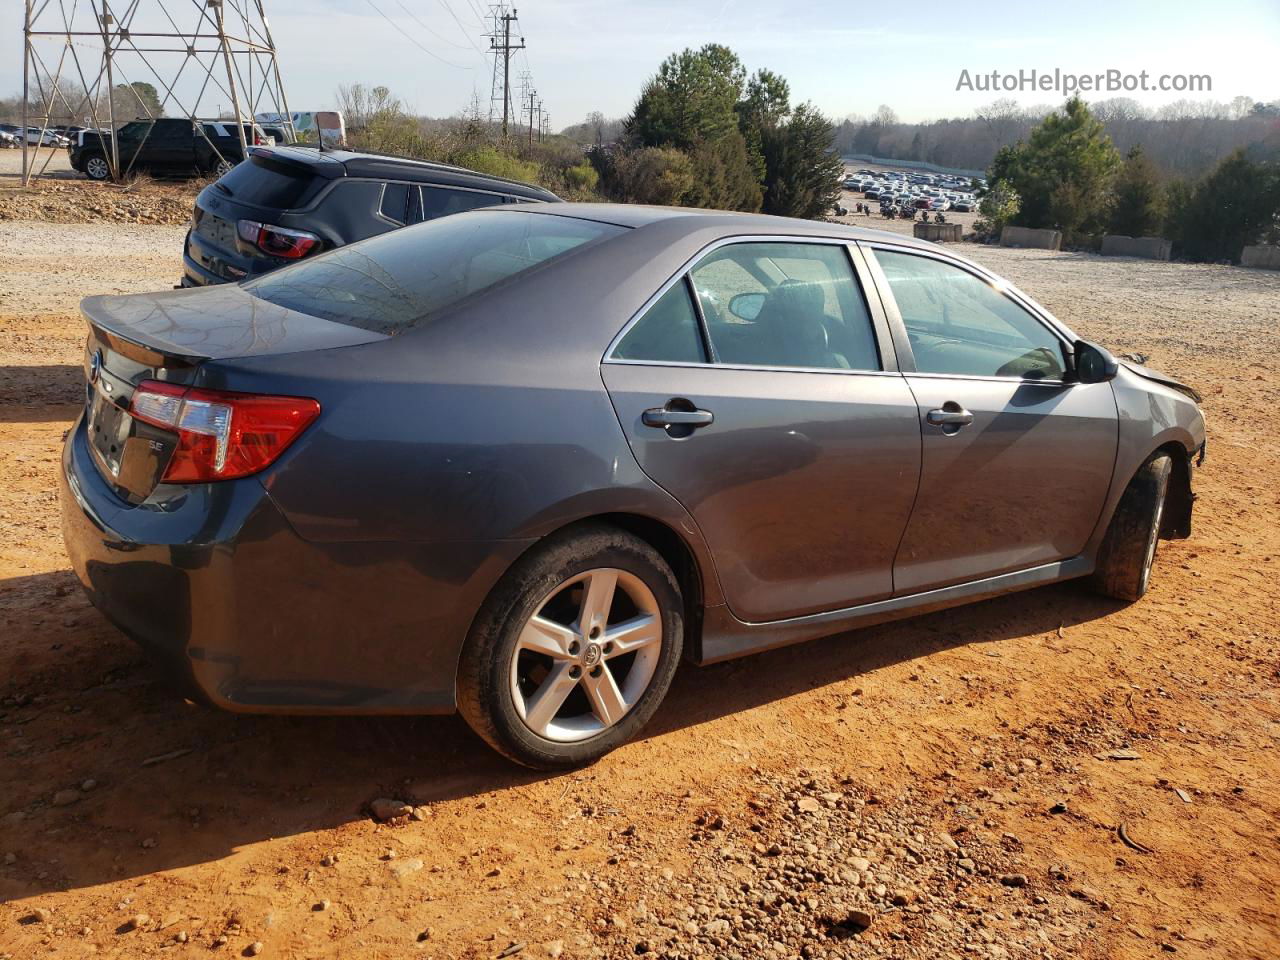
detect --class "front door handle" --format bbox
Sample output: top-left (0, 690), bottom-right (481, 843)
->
top-left (926, 404), bottom-right (974, 429)
top-left (642, 407), bottom-right (714, 429)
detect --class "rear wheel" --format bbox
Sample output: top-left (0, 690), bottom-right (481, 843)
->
top-left (457, 525), bottom-right (684, 769)
top-left (213, 157), bottom-right (237, 178)
top-left (83, 154), bottom-right (110, 181)
top-left (1090, 453), bottom-right (1172, 601)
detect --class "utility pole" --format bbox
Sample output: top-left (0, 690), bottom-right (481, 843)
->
top-left (527, 86), bottom-right (537, 146)
top-left (488, 6), bottom-right (524, 137)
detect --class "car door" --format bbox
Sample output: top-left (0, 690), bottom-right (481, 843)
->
top-left (602, 239), bottom-right (922, 623)
top-left (114, 121), bottom-right (150, 173)
top-left (148, 120), bottom-right (195, 171)
top-left (864, 244), bottom-right (1118, 595)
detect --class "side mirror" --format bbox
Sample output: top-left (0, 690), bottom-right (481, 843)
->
top-left (1072, 339), bottom-right (1119, 384)
top-left (729, 291), bottom-right (765, 321)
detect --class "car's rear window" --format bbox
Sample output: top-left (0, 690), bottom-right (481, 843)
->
top-left (244, 210), bottom-right (625, 335)
top-left (215, 158), bottom-right (318, 208)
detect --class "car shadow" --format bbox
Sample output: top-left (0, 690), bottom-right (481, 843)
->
top-left (0, 364), bottom-right (83, 415)
top-left (0, 567), bottom-right (1121, 899)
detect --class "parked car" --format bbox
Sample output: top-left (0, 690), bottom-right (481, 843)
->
top-left (6, 125), bottom-right (70, 147)
top-left (62, 205), bottom-right (1205, 768)
top-left (952, 199), bottom-right (975, 212)
top-left (258, 124), bottom-right (295, 146)
top-left (69, 117), bottom-right (272, 181)
top-left (181, 146), bottom-right (560, 286)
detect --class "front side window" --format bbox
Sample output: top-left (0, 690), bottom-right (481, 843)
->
top-left (689, 242), bottom-right (880, 371)
top-left (872, 249), bottom-right (1066, 380)
top-left (246, 210), bottom-right (625, 334)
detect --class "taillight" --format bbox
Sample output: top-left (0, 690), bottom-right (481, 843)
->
top-left (236, 219), bottom-right (321, 259)
top-left (130, 380), bottom-right (320, 483)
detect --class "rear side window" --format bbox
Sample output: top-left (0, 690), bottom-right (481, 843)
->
top-left (215, 157), bottom-right (318, 208)
top-left (245, 210), bottom-right (626, 335)
top-left (380, 182), bottom-right (409, 224)
top-left (421, 186), bottom-right (507, 220)
top-left (613, 281), bottom-right (707, 364)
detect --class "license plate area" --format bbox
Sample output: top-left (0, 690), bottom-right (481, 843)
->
top-left (87, 383), bottom-right (131, 480)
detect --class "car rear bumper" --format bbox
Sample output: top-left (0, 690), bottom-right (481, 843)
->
top-left (183, 228), bottom-right (247, 286)
top-left (61, 413), bottom-right (532, 714)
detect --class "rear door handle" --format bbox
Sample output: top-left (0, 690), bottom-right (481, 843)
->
top-left (926, 405), bottom-right (974, 427)
top-left (642, 407), bottom-right (714, 428)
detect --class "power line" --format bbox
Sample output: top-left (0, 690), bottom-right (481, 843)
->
top-left (436, 0), bottom-right (490, 57)
top-left (362, 0), bottom-right (475, 69)
top-left (392, 0), bottom-right (476, 51)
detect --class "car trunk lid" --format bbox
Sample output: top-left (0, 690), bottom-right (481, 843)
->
top-left (80, 284), bottom-right (387, 502)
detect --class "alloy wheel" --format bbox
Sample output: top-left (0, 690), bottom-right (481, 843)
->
top-left (509, 567), bottom-right (662, 743)
top-left (85, 156), bottom-right (109, 180)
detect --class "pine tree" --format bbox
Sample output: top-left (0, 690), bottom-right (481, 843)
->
top-left (1109, 146), bottom-right (1165, 237)
top-left (988, 96), bottom-right (1121, 240)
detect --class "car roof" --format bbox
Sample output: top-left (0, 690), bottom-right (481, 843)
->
top-left (506, 202), bottom-right (941, 249)
top-left (254, 146), bottom-right (558, 201)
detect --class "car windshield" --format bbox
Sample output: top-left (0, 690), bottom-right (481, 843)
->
top-left (244, 210), bottom-right (625, 335)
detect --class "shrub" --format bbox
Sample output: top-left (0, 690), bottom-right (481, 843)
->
top-left (609, 147), bottom-right (694, 205)
top-left (971, 179), bottom-right (1021, 241)
top-left (562, 162), bottom-right (599, 195)
top-left (450, 145), bottom-right (540, 184)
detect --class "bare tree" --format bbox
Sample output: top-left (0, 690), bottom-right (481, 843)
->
top-left (975, 97), bottom-right (1025, 147)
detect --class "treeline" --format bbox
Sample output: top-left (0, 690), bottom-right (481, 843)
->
top-left (584, 44), bottom-right (843, 219)
top-left (836, 97), bottom-right (1280, 179)
top-left (975, 97), bottom-right (1280, 262)
top-left (0, 81), bottom-right (165, 126)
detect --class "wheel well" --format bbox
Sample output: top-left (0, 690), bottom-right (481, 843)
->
top-left (1155, 441), bottom-right (1194, 539)
top-left (580, 513), bottom-right (705, 663)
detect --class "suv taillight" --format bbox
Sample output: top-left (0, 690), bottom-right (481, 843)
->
top-left (130, 380), bottom-right (320, 483)
top-left (237, 219), bottom-right (321, 259)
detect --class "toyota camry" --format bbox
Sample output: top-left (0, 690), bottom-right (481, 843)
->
top-left (61, 204), bottom-right (1206, 768)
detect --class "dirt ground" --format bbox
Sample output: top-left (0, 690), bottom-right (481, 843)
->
top-left (1, 185), bottom-right (1278, 960)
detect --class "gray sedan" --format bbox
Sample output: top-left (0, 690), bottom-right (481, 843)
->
top-left (61, 204), bottom-right (1205, 768)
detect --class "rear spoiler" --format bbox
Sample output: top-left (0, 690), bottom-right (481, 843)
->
top-left (82, 296), bottom-right (204, 367)
top-left (248, 147), bottom-right (346, 180)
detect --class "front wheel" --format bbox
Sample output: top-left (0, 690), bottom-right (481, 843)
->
top-left (1090, 453), bottom-right (1172, 601)
top-left (213, 157), bottom-right (237, 178)
top-left (83, 154), bottom-right (111, 181)
top-left (457, 525), bottom-right (684, 769)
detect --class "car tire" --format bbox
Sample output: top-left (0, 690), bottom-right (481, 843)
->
top-left (457, 523), bottom-right (684, 770)
top-left (1090, 453), bottom-right (1172, 602)
top-left (83, 154), bottom-right (110, 181)
top-left (214, 158), bottom-right (237, 178)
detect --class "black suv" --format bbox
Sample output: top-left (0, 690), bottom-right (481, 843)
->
top-left (181, 146), bottom-right (561, 287)
top-left (69, 118), bottom-right (271, 181)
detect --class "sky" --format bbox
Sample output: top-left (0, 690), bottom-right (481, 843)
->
top-left (9, 0), bottom-right (1279, 128)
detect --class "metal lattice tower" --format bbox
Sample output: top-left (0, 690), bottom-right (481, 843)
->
top-left (485, 3), bottom-right (523, 135)
top-left (21, 0), bottom-right (295, 184)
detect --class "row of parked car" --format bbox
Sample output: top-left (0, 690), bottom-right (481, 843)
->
top-left (0, 123), bottom-right (74, 148)
top-left (842, 168), bottom-right (982, 213)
